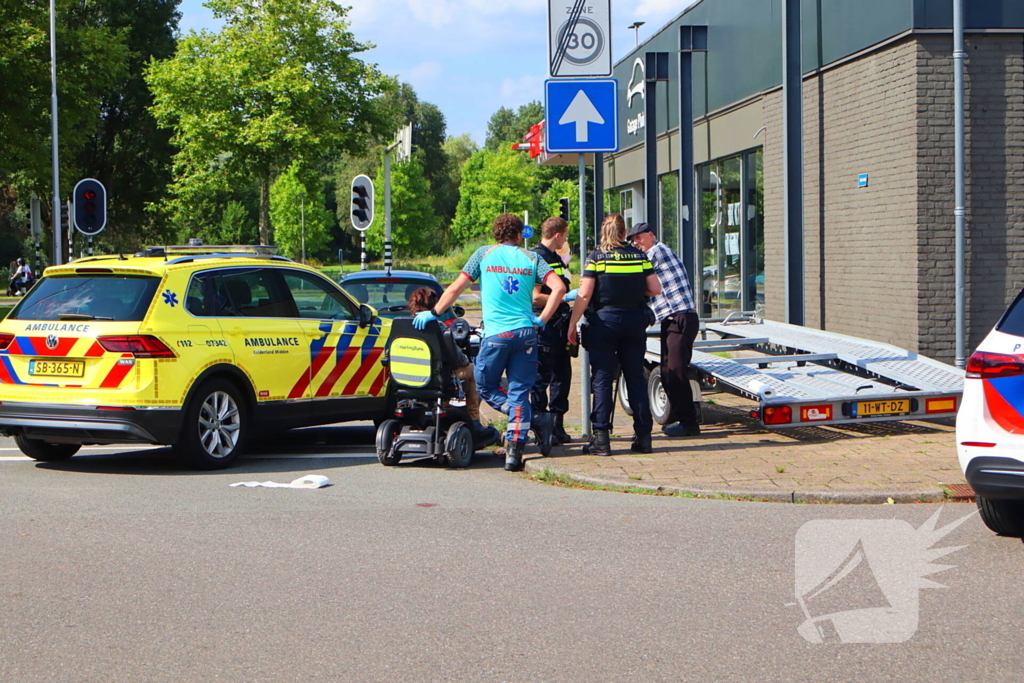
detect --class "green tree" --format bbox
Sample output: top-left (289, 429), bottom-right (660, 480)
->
top-left (270, 162), bottom-right (330, 261)
top-left (366, 156), bottom-right (437, 258)
top-left (450, 147), bottom-right (537, 244)
top-left (74, 0), bottom-right (181, 250)
top-left (484, 101), bottom-right (544, 152)
top-left (0, 0), bottom-right (129, 262)
top-left (146, 0), bottom-right (394, 246)
top-left (434, 134), bottom-right (478, 237)
top-left (542, 178), bottom-right (580, 247)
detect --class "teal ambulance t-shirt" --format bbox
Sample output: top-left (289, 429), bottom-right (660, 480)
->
top-left (463, 244), bottom-right (553, 337)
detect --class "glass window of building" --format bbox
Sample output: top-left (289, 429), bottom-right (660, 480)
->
top-left (698, 150), bottom-right (763, 317)
top-left (620, 189), bottom-right (634, 230)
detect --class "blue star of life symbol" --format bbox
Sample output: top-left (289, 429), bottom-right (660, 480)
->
top-left (162, 289), bottom-right (178, 307)
top-left (501, 276), bottom-right (519, 295)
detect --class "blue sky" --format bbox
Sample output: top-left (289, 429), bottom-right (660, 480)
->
top-left (177, 0), bottom-right (699, 146)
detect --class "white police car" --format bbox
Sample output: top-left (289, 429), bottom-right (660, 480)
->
top-left (958, 289), bottom-right (1024, 535)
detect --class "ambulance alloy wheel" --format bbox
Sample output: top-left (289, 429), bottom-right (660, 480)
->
top-left (444, 422), bottom-right (473, 469)
top-left (174, 379), bottom-right (246, 470)
top-left (976, 496), bottom-right (1024, 537)
top-left (376, 419), bottom-right (402, 466)
top-left (14, 434), bottom-right (80, 462)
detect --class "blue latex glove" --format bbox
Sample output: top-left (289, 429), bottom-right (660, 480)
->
top-left (564, 288), bottom-right (579, 302)
top-left (413, 310), bottom-right (439, 330)
top-left (529, 313), bottom-right (545, 329)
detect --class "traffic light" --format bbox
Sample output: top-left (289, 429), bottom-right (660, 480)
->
top-left (350, 175), bottom-right (374, 231)
top-left (72, 178), bottom-right (107, 235)
top-left (60, 201), bottom-right (70, 234)
top-left (558, 197), bottom-right (571, 223)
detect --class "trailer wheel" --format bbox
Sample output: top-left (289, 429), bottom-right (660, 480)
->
top-left (618, 368), bottom-right (651, 417)
top-left (648, 367), bottom-right (672, 425)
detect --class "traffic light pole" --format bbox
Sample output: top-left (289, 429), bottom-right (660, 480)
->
top-left (578, 153), bottom-right (591, 440)
top-left (49, 0), bottom-right (62, 266)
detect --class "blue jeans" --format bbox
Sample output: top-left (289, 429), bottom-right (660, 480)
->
top-left (474, 327), bottom-right (539, 444)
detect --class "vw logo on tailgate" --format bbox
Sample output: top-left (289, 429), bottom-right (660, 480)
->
top-left (46, 334), bottom-right (59, 350)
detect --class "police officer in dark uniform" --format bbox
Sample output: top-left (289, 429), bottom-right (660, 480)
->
top-left (567, 214), bottom-right (662, 456)
top-left (531, 217), bottom-right (576, 448)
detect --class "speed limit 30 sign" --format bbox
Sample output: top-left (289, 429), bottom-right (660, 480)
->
top-left (548, 0), bottom-right (612, 78)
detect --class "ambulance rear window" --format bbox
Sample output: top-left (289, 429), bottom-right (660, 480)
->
top-left (10, 276), bottom-right (160, 322)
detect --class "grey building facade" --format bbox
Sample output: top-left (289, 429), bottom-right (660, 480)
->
top-left (603, 0), bottom-right (1024, 362)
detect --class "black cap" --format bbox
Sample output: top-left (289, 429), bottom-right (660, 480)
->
top-left (626, 222), bottom-right (653, 239)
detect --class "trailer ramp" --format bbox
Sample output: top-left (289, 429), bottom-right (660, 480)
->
top-left (647, 317), bottom-right (963, 429)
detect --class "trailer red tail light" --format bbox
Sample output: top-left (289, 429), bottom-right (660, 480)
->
top-left (763, 405), bottom-right (792, 425)
top-left (800, 405), bottom-right (832, 422)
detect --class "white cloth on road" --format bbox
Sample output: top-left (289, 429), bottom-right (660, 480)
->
top-left (230, 474), bottom-right (331, 489)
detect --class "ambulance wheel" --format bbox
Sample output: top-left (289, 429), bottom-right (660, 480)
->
top-left (444, 422), bottom-right (473, 469)
top-left (648, 367), bottom-right (672, 426)
top-left (14, 435), bottom-right (80, 462)
top-left (174, 379), bottom-right (246, 470)
top-left (977, 496), bottom-right (1024, 537)
top-left (376, 419), bottom-right (402, 466)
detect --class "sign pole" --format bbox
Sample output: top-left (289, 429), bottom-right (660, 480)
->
top-left (384, 140), bottom-right (399, 277)
top-left (578, 152), bottom-right (591, 440)
top-left (360, 234), bottom-right (367, 271)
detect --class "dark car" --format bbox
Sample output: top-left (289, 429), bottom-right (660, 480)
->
top-left (338, 270), bottom-right (463, 321)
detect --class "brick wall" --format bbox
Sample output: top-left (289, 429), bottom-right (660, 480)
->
top-left (761, 33), bottom-right (1024, 362)
top-left (916, 34), bottom-right (1024, 361)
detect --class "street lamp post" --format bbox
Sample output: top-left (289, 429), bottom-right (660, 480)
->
top-left (628, 21), bottom-right (645, 48)
top-left (299, 191), bottom-right (306, 264)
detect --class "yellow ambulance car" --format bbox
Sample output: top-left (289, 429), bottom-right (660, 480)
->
top-left (0, 246), bottom-right (392, 469)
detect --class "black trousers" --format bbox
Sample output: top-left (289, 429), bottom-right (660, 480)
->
top-left (584, 307), bottom-right (651, 433)
top-left (661, 310), bottom-right (700, 427)
top-left (531, 343), bottom-right (571, 415)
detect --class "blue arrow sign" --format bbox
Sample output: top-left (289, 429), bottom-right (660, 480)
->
top-left (545, 79), bottom-right (618, 154)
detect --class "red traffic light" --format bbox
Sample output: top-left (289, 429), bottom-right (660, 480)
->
top-left (84, 189), bottom-right (96, 201)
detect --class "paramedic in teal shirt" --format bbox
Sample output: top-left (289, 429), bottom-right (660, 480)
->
top-left (414, 213), bottom-right (567, 471)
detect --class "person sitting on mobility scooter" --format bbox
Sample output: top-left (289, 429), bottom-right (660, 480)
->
top-left (406, 287), bottom-right (500, 448)
top-left (375, 314), bottom-right (499, 468)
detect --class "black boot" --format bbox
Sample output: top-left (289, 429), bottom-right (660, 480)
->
top-left (471, 420), bottom-right (500, 449)
top-left (504, 440), bottom-right (525, 471)
top-left (587, 429), bottom-right (611, 456)
top-left (630, 432), bottom-right (652, 454)
top-left (553, 414), bottom-right (572, 444)
top-left (532, 412), bottom-right (555, 457)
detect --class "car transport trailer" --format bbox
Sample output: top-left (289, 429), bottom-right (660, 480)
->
top-left (624, 314), bottom-right (964, 429)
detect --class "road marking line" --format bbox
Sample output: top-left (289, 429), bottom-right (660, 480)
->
top-left (0, 452), bottom-right (376, 462)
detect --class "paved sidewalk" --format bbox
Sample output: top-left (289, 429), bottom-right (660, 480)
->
top-left (511, 394), bottom-right (964, 504)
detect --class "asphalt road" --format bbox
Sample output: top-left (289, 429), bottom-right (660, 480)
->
top-left (1, 426), bottom-right (1021, 682)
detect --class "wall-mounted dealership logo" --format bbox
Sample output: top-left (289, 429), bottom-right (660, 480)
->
top-left (626, 57), bottom-right (645, 136)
